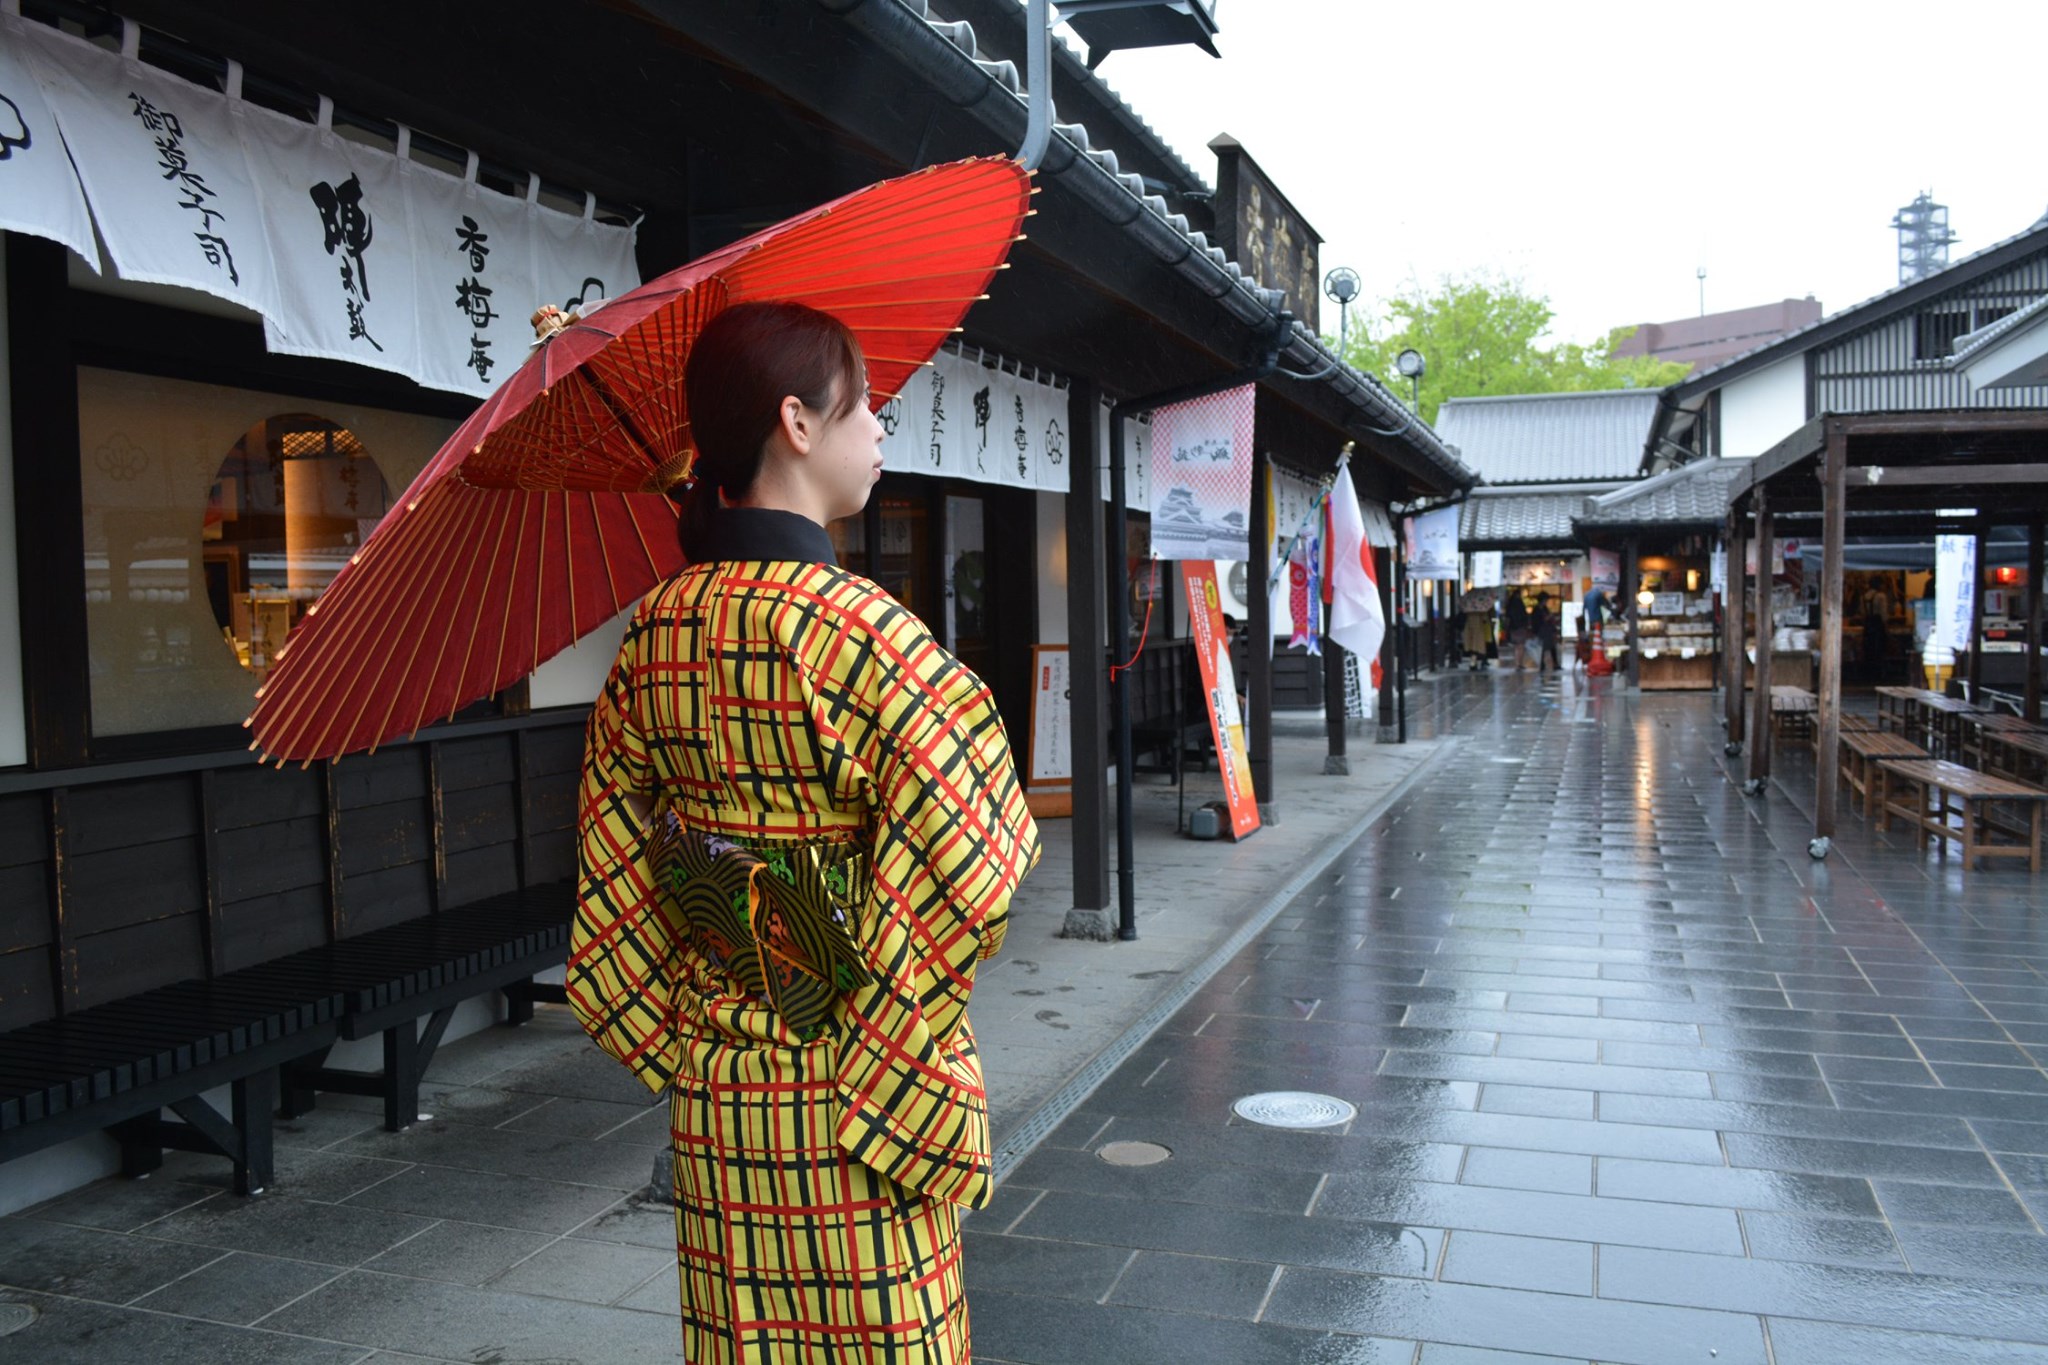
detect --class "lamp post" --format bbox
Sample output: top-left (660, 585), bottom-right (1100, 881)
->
top-left (1324, 266), bottom-right (1361, 359)
top-left (1395, 347), bottom-right (1425, 415)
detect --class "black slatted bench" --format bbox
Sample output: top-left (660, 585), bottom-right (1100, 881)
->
top-left (0, 880), bottom-right (572, 1197)
top-left (277, 884), bottom-right (572, 1131)
top-left (0, 974), bottom-right (346, 1195)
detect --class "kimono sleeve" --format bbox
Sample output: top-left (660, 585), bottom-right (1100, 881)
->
top-left (830, 609), bottom-right (1041, 1208)
top-left (566, 609), bottom-right (684, 1095)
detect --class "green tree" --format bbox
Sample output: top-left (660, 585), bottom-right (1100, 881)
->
top-left (1332, 273), bottom-right (1692, 426)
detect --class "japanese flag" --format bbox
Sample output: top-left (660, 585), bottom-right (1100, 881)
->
top-left (1324, 460), bottom-right (1384, 665)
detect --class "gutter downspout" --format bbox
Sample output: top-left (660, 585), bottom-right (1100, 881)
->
top-left (1106, 313), bottom-right (1292, 941)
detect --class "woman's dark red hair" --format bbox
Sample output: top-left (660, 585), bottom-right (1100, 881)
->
top-left (677, 301), bottom-right (863, 553)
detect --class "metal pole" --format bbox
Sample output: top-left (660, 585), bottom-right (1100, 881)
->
top-left (1247, 448), bottom-right (1275, 812)
top-left (1394, 538), bottom-right (1408, 743)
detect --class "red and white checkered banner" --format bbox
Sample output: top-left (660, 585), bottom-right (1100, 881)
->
top-left (1148, 384), bottom-right (1256, 560)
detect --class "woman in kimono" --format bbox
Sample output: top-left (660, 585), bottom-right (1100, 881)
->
top-left (568, 301), bottom-right (1040, 1363)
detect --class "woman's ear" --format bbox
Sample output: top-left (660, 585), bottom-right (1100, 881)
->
top-left (776, 395), bottom-right (812, 455)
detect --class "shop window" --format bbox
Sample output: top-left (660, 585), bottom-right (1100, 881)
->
top-left (201, 416), bottom-right (393, 684)
top-left (79, 368), bottom-right (454, 738)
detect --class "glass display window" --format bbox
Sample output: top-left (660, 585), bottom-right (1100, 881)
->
top-left (78, 367), bottom-right (456, 737)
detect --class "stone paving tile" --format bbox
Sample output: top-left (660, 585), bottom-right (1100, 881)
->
top-left (0, 1288), bottom-right (371, 1364)
top-left (129, 1249), bottom-right (343, 1325)
top-left (0, 1216), bottom-right (227, 1302)
top-left (258, 1269), bottom-right (683, 1359)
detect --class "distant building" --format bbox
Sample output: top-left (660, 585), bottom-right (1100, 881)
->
top-left (1610, 298), bottom-right (1824, 371)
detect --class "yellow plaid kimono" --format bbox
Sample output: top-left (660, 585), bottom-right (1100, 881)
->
top-left (570, 509), bottom-right (1039, 1364)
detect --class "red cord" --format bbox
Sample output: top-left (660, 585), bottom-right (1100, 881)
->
top-left (1110, 593), bottom-right (1156, 682)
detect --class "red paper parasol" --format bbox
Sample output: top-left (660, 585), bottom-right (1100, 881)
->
top-left (250, 157), bottom-right (1031, 762)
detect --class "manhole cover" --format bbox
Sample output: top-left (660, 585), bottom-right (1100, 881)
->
top-left (1232, 1091), bottom-right (1356, 1129)
top-left (0, 1302), bottom-right (36, 1336)
top-left (1097, 1140), bottom-right (1172, 1167)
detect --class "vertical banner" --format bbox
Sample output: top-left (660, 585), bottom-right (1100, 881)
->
top-left (1026, 644), bottom-right (1073, 817)
top-left (1123, 415), bottom-right (1151, 513)
top-left (403, 161), bottom-right (539, 399)
top-left (1710, 543), bottom-right (1727, 595)
top-left (244, 102), bottom-right (416, 379)
top-left (1149, 386), bottom-right (1255, 558)
top-left (1935, 534), bottom-right (1978, 654)
top-left (1034, 381), bottom-right (1070, 493)
top-left (1403, 506), bottom-right (1461, 580)
top-left (25, 24), bottom-right (280, 317)
top-left (1588, 547), bottom-right (1621, 594)
top-left (0, 15), bottom-right (98, 264)
top-left (1471, 551), bottom-right (1504, 589)
top-left (1181, 561), bottom-right (1261, 840)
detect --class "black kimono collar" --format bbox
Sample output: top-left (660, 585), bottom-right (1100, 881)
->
top-left (690, 507), bottom-right (839, 566)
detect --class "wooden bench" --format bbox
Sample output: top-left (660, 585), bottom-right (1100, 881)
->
top-left (1770, 686), bottom-right (1817, 742)
top-left (1838, 730), bottom-right (1928, 818)
top-left (0, 882), bottom-right (571, 1196)
top-left (1979, 729), bottom-right (2048, 788)
top-left (1873, 759), bottom-right (2048, 873)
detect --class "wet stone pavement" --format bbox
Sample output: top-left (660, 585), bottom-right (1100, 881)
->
top-left (969, 669), bottom-right (2048, 1364)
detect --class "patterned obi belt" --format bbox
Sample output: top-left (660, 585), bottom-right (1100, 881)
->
top-left (649, 811), bottom-right (875, 1042)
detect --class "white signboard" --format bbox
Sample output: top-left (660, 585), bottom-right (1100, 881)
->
top-left (1028, 645), bottom-right (1072, 788)
top-left (1935, 534), bottom-right (1977, 653)
top-left (1471, 550), bottom-right (1503, 589)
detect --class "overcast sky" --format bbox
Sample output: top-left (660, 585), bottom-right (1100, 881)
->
top-left (1064, 0), bottom-right (2044, 347)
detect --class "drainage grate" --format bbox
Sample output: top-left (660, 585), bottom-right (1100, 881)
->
top-left (0, 1302), bottom-right (37, 1337)
top-left (1231, 1091), bottom-right (1356, 1129)
top-left (1096, 1140), bottom-right (1172, 1167)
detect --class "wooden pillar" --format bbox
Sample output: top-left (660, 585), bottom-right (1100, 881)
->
top-left (1247, 449), bottom-right (1275, 810)
top-left (1747, 481), bottom-right (1775, 788)
top-left (1064, 382), bottom-right (1109, 914)
top-left (1623, 537), bottom-right (1641, 688)
top-left (1967, 517), bottom-right (1987, 703)
top-left (1814, 423), bottom-right (1848, 844)
top-left (1723, 507), bottom-right (1747, 747)
top-left (2027, 515), bottom-right (2044, 724)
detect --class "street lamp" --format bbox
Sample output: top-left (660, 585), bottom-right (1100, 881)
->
top-left (1323, 266), bottom-right (1361, 358)
top-left (1394, 347), bottom-right (1426, 414)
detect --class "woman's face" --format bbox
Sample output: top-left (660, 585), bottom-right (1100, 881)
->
top-left (808, 370), bottom-right (886, 523)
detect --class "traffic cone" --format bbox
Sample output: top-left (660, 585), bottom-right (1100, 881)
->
top-left (1586, 622), bottom-right (1614, 677)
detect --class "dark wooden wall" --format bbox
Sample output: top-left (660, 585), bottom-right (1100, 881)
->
top-left (0, 717), bottom-right (582, 1030)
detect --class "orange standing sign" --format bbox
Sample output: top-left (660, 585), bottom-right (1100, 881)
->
top-left (1181, 561), bottom-right (1261, 839)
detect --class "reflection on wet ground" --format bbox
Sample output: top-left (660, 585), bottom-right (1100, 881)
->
top-left (970, 668), bottom-right (2048, 1365)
